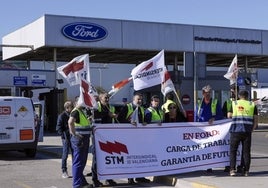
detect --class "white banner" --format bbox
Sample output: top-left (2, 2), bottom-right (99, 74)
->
top-left (131, 50), bottom-right (165, 91)
top-left (94, 119), bottom-right (241, 180)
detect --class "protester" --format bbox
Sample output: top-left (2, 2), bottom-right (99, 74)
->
top-left (228, 90), bottom-right (258, 176)
top-left (92, 92), bottom-right (117, 187)
top-left (117, 92), bottom-right (146, 126)
top-left (56, 100), bottom-right (74, 179)
top-left (196, 85), bottom-right (223, 124)
top-left (144, 95), bottom-right (164, 125)
top-left (117, 92), bottom-right (150, 184)
top-left (222, 85), bottom-right (239, 118)
top-left (196, 85), bottom-right (223, 173)
top-left (164, 102), bottom-right (188, 123)
top-left (161, 92), bottom-right (175, 113)
top-left (68, 98), bottom-right (93, 188)
top-left (222, 85), bottom-right (245, 172)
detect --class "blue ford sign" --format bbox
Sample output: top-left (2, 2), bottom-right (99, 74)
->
top-left (62, 22), bottom-right (108, 42)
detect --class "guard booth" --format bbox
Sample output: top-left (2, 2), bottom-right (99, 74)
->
top-left (0, 68), bottom-right (66, 132)
top-left (39, 89), bottom-right (66, 132)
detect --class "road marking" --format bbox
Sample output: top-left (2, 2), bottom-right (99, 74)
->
top-left (192, 182), bottom-right (217, 188)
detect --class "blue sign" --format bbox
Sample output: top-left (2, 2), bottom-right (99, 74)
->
top-left (62, 22), bottom-right (108, 42)
top-left (31, 74), bottom-right (46, 86)
top-left (13, 76), bottom-right (27, 86)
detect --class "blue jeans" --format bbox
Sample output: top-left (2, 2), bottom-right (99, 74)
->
top-left (61, 137), bottom-right (73, 172)
top-left (229, 132), bottom-right (252, 171)
top-left (71, 134), bottom-right (90, 188)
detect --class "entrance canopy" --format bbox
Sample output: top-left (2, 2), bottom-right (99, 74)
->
top-left (2, 14), bottom-right (268, 68)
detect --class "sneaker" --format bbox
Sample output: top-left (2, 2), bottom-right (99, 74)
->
top-left (244, 171), bottom-right (249, 176)
top-left (78, 183), bottom-right (93, 188)
top-left (62, 171), bottom-right (69, 178)
top-left (128, 178), bottom-right (136, 185)
top-left (106, 179), bottom-right (117, 186)
top-left (206, 168), bottom-right (213, 173)
top-left (230, 170), bottom-right (236, 176)
top-left (135, 177), bottom-right (151, 183)
top-left (93, 180), bottom-right (103, 187)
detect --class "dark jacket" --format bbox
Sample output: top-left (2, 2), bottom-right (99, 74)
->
top-left (56, 111), bottom-right (70, 139)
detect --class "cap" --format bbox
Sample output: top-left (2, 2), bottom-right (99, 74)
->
top-left (202, 85), bottom-right (212, 92)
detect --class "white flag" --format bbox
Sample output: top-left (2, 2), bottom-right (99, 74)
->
top-left (161, 67), bottom-right (176, 96)
top-left (224, 55), bottom-right (238, 85)
top-left (131, 50), bottom-right (165, 91)
top-left (57, 54), bottom-right (90, 86)
top-left (108, 77), bottom-right (133, 97)
top-left (130, 106), bottom-right (139, 124)
top-left (77, 78), bottom-right (98, 109)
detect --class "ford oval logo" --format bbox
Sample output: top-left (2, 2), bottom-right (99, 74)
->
top-left (62, 22), bottom-right (108, 42)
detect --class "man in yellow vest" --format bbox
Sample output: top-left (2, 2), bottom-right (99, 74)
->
top-left (222, 85), bottom-right (245, 173)
top-left (145, 95), bottom-right (164, 125)
top-left (92, 92), bottom-right (117, 186)
top-left (117, 92), bottom-right (150, 184)
top-left (68, 99), bottom-right (93, 188)
top-left (196, 85), bottom-right (223, 124)
top-left (228, 90), bottom-right (258, 177)
top-left (196, 85), bottom-right (223, 173)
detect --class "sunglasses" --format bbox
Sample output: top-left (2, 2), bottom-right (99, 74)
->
top-left (168, 106), bottom-right (177, 109)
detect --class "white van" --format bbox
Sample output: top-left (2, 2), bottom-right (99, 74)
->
top-left (0, 96), bottom-right (39, 157)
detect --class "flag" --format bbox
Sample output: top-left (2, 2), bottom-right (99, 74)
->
top-left (224, 55), bottom-right (238, 85)
top-left (161, 67), bottom-right (176, 96)
top-left (57, 54), bottom-right (90, 86)
top-left (131, 50), bottom-right (165, 90)
top-left (130, 106), bottom-right (139, 125)
top-left (77, 78), bottom-right (98, 109)
top-left (108, 77), bottom-right (133, 97)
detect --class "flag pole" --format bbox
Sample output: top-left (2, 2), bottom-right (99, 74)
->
top-left (235, 54), bottom-right (238, 101)
top-left (173, 91), bottom-right (187, 118)
top-left (86, 54), bottom-right (91, 82)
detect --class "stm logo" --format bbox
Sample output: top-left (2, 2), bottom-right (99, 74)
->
top-left (99, 141), bottom-right (128, 165)
top-left (99, 141), bottom-right (128, 154)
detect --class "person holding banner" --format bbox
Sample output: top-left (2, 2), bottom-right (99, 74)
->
top-left (68, 99), bottom-right (93, 188)
top-left (117, 92), bottom-right (151, 184)
top-left (164, 102), bottom-right (188, 123)
top-left (196, 85), bottom-right (223, 173)
top-left (144, 95), bottom-right (164, 124)
top-left (117, 92), bottom-right (146, 126)
top-left (228, 90), bottom-right (258, 177)
top-left (92, 92), bottom-right (117, 186)
top-left (196, 85), bottom-right (223, 124)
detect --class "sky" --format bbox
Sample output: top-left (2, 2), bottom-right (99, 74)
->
top-left (1, 0), bottom-right (268, 44)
